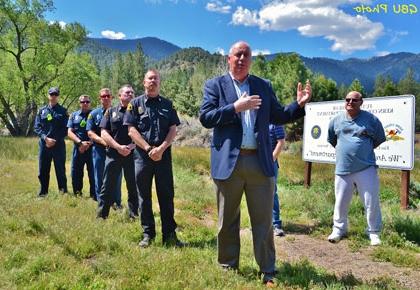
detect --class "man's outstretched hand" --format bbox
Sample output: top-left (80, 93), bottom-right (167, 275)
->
top-left (297, 80), bottom-right (311, 108)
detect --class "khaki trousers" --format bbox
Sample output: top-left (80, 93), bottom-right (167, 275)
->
top-left (214, 154), bottom-right (276, 273)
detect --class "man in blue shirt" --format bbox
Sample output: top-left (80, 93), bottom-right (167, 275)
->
top-left (97, 85), bottom-right (138, 219)
top-left (269, 124), bottom-right (286, 237)
top-left (34, 87), bottom-right (68, 197)
top-left (199, 41), bottom-right (311, 284)
top-left (67, 95), bottom-right (95, 199)
top-left (87, 88), bottom-right (122, 205)
top-left (327, 91), bottom-right (386, 246)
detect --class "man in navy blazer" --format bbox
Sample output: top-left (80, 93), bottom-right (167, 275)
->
top-left (200, 41), bottom-right (311, 284)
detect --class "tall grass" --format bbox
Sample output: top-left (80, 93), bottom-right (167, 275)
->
top-left (0, 137), bottom-right (419, 289)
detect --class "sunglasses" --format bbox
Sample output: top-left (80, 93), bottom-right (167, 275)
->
top-left (100, 94), bottom-right (111, 99)
top-left (345, 98), bottom-right (362, 103)
top-left (80, 101), bottom-right (91, 104)
top-left (49, 93), bottom-right (59, 97)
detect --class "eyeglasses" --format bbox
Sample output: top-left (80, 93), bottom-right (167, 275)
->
top-left (100, 94), bottom-right (111, 99)
top-left (49, 93), bottom-right (59, 97)
top-left (80, 101), bottom-right (90, 104)
top-left (345, 98), bottom-right (362, 103)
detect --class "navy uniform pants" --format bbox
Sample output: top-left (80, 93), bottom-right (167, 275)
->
top-left (134, 148), bottom-right (177, 241)
top-left (97, 149), bottom-right (138, 218)
top-left (38, 139), bottom-right (67, 195)
top-left (92, 145), bottom-right (122, 204)
top-left (71, 145), bottom-right (95, 198)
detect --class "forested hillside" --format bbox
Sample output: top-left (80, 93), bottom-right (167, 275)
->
top-left (78, 37), bottom-right (181, 67)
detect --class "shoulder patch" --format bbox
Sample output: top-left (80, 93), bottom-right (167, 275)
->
top-left (88, 114), bottom-right (93, 120)
top-left (104, 109), bottom-right (110, 117)
top-left (127, 103), bottom-right (133, 111)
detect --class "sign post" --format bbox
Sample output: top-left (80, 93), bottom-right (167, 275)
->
top-left (401, 170), bottom-right (410, 209)
top-left (302, 95), bottom-right (415, 209)
top-left (304, 161), bottom-right (312, 188)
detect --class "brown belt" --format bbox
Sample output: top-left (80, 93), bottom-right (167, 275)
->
top-left (239, 148), bottom-right (257, 155)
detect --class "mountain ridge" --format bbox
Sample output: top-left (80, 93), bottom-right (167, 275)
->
top-left (80, 37), bottom-right (420, 92)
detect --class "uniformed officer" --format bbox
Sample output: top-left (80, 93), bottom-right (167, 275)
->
top-left (125, 69), bottom-right (183, 248)
top-left (87, 88), bottom-right (122, 205)
top-left (34, 87), bottom-right (68, 197)
top-left (67, 95), bottom-right (95, 198)
top-left (97, 85), bottom-right (138, 219)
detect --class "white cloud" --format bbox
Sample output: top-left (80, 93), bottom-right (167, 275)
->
top-left (389, 30), bottom-right (408, 45)
top-left (215, 47), bottom-right (226, 55)
top-left (252, 49), bottom-right (271, 56)
top-left (375, 51), bottom-right (390, 57)
top-left (49, 20), bottom-right (66, 28)
top-left (231, 0), bottom-right (384, 54)
top-left (101, 30), bottom-right (126, 40)
top-left (206, 1), bottom-right (232, 14)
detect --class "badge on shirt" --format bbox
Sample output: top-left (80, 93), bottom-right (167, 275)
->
top-left (47, 113), bottom-right (53, 121)
top-left (127, 103), bottom-right (133, 111)
top-left (138, 106), bottom-right (144, 114)
top-left (112, 111), bottom-right (117, 119)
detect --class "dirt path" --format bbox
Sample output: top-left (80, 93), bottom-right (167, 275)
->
top-left (275, 234), bottom-right (420, 289)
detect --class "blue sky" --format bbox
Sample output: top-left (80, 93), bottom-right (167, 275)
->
top-left (46, 0), bottom-right (419, 59)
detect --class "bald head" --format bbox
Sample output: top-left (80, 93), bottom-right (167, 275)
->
top-left (346, 91), bottom-right (362, 99)
top-left (229, 41), bottom-right (251, 55)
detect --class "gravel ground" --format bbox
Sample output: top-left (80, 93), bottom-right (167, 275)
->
top-left (275, 233), bottom-right (419, 290)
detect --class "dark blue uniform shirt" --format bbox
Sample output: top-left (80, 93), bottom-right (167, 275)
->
top-left (67, 109), bottom-right (91, 141)
top-left (100, 104), bottom-right (132, 145)
top-left (269, 124), bottom-right (285, 152)
top-left (87, 107), bottom-right (106, 138)
top-left (123, 95), bottom-right (180, 146)
top-left (34, 104), bottom-right (68, 141)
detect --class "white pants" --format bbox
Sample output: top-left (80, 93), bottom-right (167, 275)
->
top-left (332, 166), bottom-right (382, 235)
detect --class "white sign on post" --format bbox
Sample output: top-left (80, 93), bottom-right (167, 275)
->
top-left (302, 95), bottom-right (415, 170)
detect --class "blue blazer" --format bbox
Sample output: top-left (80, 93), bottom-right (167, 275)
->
top-left (199, 73), bottom-right (305, 180)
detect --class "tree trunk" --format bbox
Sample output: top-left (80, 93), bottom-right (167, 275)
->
top-left (0, 94), bottom-right (37, 136)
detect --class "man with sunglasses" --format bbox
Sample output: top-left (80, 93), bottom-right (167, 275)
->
top-left (97, 85), bottom-right (139, 219)
top-left (327, 91), bottom-right (386, 246)
top-left (67, 95), bottom-right (95, 199)
top-left (34, 87), bottom-right (69, 197)
top-left (87, 89), bottom-right (122, 204)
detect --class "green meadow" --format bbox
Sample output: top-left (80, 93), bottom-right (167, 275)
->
top-left (0, 137), bottom-right (419, 289)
